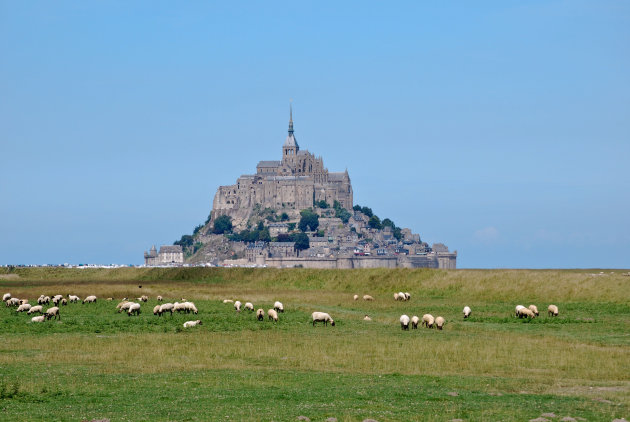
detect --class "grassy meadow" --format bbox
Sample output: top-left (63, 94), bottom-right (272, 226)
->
top-left (0, 267), bottom-right (628, 421)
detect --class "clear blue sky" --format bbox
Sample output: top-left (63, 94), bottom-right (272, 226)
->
top-left (1, 1), bottom-right (629, 268)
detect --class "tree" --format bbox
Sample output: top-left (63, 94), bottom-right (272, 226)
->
top-left (257, 221), bottom-right (264, 231)
top-left (316, 200), bottom-right (329, 209)
top-left (280, 212), bottom-right (289, 221)
top-left (368, 215), bottom-right (382, 230)
top-left (291, 232), bottom-right (310, 251)
top-left (258, 227), bottom-right (271, 242)
top-left (353, 204), bottom-right (362, 212)
top-left (361, 206), bottom-right (373, 218)
top-left (213, 215), bottom-right (233, 234)
top-left (381, 218), bottom-right (395, 228)
top-left (174, 235), bottom-right (194, 249)
top-left (335, 207), bottom-right (351, 223)
top-left (299, 209), bottom-right (319, 232)
top-left (193, 224), bottom-right (204, 236)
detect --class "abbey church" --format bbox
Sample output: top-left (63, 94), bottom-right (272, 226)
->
top-left (211, 107), bottom-right (353, 229)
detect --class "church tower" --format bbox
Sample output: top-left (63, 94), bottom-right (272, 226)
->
top-left (282, 104), bottom-right (299, 166)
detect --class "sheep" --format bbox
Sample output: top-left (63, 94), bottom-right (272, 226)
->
top-left (45, 306), bottom-right (60, 320)
top-left (268, 309), bottom-right (279, 322)
top-left (363, 295), bottom-right (374, 301)
top-left (404, 292), bottom-right (411, 301)
top-left (106, 297), bottom-right (113, 301)
top-left (398, 291), bottom-right (406, 301)
top-left (515, 305), bottom-right (525, 317)
top-left (393, 292), bottom-right (400, 301)
top-left (38, 295), bottom-right (50, 305)
top-left (353, 294), bottom-right (359, 301)
top-left (435, 316), bottom-right (445, 330)
top-left (223, 299), bottom-right (234, 304)
top-left (159, 303), bottom-right (174, 316)
top-left (52, 295), bottom-right (63, 305)
top-left (256, 308), bottom-right (265, 321)
top-left (157, 295), bottom-right (163, 302)
top-left (400, 314), bottom-right (410, 330)
top-left (31, 316), bottom-right (45, 323)
top-left (173, 302), bottom-right (187, 313)
top-left (67, 294), bottom-right (80, 303)
top-left (137, 295), bottom-right (148, 303)
top-left (118, 301), bottom-right (133, 313)
top-left (116, 300), bottom-right (129, 311)
top-left (5, 298), bottom-right (20, 307)
top-left (19, 299), bottom-right (29, 305)
top-left (184, 302), bottom-right (198, 314)
top-left (274, 301), bottom-right (284, 313)
top-left (127, 303), bottom-right (141, 316)
top-left (2, 293), bottom-right (11, 301)
top-left (244, 302), bottom-right (254, 311)
top-left (312, 311), bottom-right (334, 327)
top-left (422, 314), bottom-right (435, 328)
top-left (183, 320), bottom-right (202, 328)
top-left (153, 305), bottom-right (161, 315)
top-left (234, 301), bottom-right (242, 312)
top-left (463, 306), bottom-right (471, 318)
top-left (17, 303), bottom-right (32, 313)
top-left (363, 315), bottom-right (372, 321)
top-left (83, 295), bottom-right (97, 304)
top-left (548, 304), bottom-right (559, 317)
top-left (528, 304), bottom-right (539, 316)
top-left (518, 307), bottom-right (535, 319)
top-left (60, 298), bottom-right (67, 306)
top-left (411, 315), bottom-right (419, 329)
top-left (27, 305), bottom-right (43, 315)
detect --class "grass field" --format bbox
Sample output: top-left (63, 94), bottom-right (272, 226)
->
top-left (0, 267), bottom-right (628, 421)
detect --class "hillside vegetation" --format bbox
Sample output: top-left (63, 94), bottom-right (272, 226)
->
top-left (0, 267), bottom-right (628, 421)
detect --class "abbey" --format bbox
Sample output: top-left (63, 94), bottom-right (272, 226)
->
top-left (211, 107), bottom-right (353, 229)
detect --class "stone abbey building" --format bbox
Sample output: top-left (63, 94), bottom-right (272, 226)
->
top-left (211, 107), bottom-right (353, 230)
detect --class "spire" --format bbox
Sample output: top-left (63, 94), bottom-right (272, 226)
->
top-left (288, 102), bottom-right (294, 135)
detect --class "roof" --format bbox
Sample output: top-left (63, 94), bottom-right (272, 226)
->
top-left (257, 160), bottom-right (281, 168)
top-left (270, 242), bottom-right (295, 247)
top-left (159, 245), bottom-right (183, 254)
top-left (328, 172), bottom-right (348, 181)
top-left (283, 133), bottom-right (299, 148)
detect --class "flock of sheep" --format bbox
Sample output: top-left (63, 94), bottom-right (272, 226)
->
top-left (4, 290), bottom-right (560, 330)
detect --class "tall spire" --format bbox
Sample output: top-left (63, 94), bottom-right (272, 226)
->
top-left (288, 101), bottom-right (294, 135)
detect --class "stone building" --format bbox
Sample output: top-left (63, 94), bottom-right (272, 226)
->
top-left (144, 245), bottom-right (184, 266)
top-left (211, 106), bottom-right (353, 230)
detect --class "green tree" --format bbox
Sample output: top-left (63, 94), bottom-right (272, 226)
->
top-left (299, 209), bottom-right (319, 232)
top-left (316, 200), bottom-right (329, 209)
top-left (259, 227), bottom-right (271, 242)
top-left (361, 206), bottom-right (373, 218)
top-left (368, 215), bottom-right (382, 230)
top-left (291, 232), bottom-right (310, 251)
top-left (381, 218), bottom-right (395, 228)
top-left (213, 215), bottom-right (233, 234)
top-left (193, 224), bottom-right (204, 236)
top-left (353, 204), bottom-right (362, 212)
top-left (280, 212), bottom-right (289, 221)
top-left (174, 235), bottom-right (194, 249)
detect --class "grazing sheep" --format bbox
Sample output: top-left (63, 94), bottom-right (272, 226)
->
top-left (312, 311), bottom-right (334, 327)
top-left (118, 301), bottom-right (133, 313)
top-left (52, 295), bottom-right (63, 305)
top-left (67, 294), bottom-right (80, 303)
top-left (223, 299), bottom-right (234, 304)
top-left (38, 295), bottom-right (50, 305)
top-left (127, 303), bottom-right (141, 316)
top-left (183, 320), bottom-right (202, 328)
top-left (27, 305), bottom-right (43, 315)
top-left (17, 303), bottom-right (32, 313)
top-left (19, 299), bottom-right (29, 305)
top-left (404, 292), bottom-right (411, 301)
top-left (528, 304), bottom-right (539, 316)
top-left (157, 295), bottom-right (163, 302)
top-left (398, 291), bottom-right (406, 301)
top-left (83, 295), bottom-right (97, 304)
top-left (45, 306), bottom-right (60, 320)
top-left (256, 308), bottom-right (265, 321)
top-left (518, 307), bottom-right (535, 319)
top-left (548, 304), bottom-right (559, 317)
top-left (173, 302), bottom-right (187, 313)
top-left (435, 316), bottom-right (445, 330)
top-left (515, 305), bottom-right (525, 317)
top-left (31, 315), bottom-right (46, 323)
top-left (363, 295), bottom-right (374, 301)
top-left (116, 300), bottom-right (129, 311)
top-left (106, 297), bottom-right (113, 301)
top-left (274, 301), bottom-right (284, 313)
top-left (400, 314), bottom-right (410, 330)
top-left (159, 303), bottom-right (174, 316)
top-left (393, 292), bottom-right (400, 301)
top-left (268, 309), bottom-right (279, 322)
top-left (184, 302), bottom-right (198, 314)
top-left (353, 294), bottom-right (359, 301)
top-left (137, 295), bottom-right (148, 303)
top-left (60, 298), bottom-right (67, 306)
top-left (463, 306), bottom-right (471, 318)
top-left (411, 315), bottom-right (419, 329)
top-left (363, 315), bottom-right (372, 321)
top-left (234, 301), bottom-right (242, 312)
top-left (6, 298), bottom-right (20, 307)
top-left (244, 302), bottom-right (254, 311)
top-left (153, 305), bottom-right (161, 315)
top-left (422, 314), bottom-right (435, 328)
top-left (2, 293), bottom-right (11, 301)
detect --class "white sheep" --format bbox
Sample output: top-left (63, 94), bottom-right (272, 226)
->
top-left (363, 295), bottom-right (374, 301)
top-left (548, 304), bottom-right (559, 317)
top-left (528, 304), bottom-right (539, 316)
top-left (223, 299), bottom-right (234, 304)
top-left (159, 303), bottom-right (174, 316)
top-left (38, 295), bottom-right (50, 305)
top-left (244, 302), bottom-right (254, 311)
top-left (52, 295), bottom-right (63, 305)
top-left (400, 314), bottom-right (410, 330)
top-left (184, 302), bottom-right (198, 314)
top-left (398, 291), bottom-right (406, 301)
top-left (411, 315), bottom-right (419, 329)
top-left (312, 311), bottom-right (334, 327)
top-left (118, 302), bottom-right (133, 313)
top-left (268, 308), bottom-right (279, 322)
top-left (353, 294), bottom-right (359, 301)
top-left (404, 292), bottom-right (411, 301)
top-left (27, 305), bottom-right (43, 315)
top-left (256, 308), bottom-right (265, 321)
top-left (363, 315), bottom-right (372, 321)
top-left (422, 314), bottom-right (435, 328)
top-left (127, 303), bottom-right (141, 316)
top-left (2, 293), bottom-right (11, 301)
top-left (435, 316), bottom-right (445, 330)
top-left (60, 298), bottom-right (67, 306)
top-left (31, 315), bottom-right (46, 323)
top-left (45, 306), bottom-right (60, 320)
top-left (83, 295), bottom-right (97, 304)
top-left (463, 306), bottom-right (471, 318)
top-left (518, 307), bottom-right (535, 319)
top-left (16, 303), bottom-right (31, 313)
top-left (5, 298), bottom-right (19, 307)
top-left (274, 301), bottom-right (284, 313)
top-left (183, 320), bottom-right (202, 328)
top-left (173, 302), bottom-right (187, 313)
top-left (137, 295), bottom-right (148, 302)
top-left (19, 299), bottom-right (29, 305)
top-left (515, 305), bottom-right (525, 317)
top-left (234, 300), bottom-right (242, 312)
top-left (68, 294), bottom-right (80, 303)
top-left (153, 305), bottom-right (161, 315)
top-left (157, 295), bottom-right (163, 302)
top-left (393, 292), bottom-right (400, 301)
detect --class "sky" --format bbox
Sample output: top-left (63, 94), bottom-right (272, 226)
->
top-left (1, 1), bottom-right (629, 268)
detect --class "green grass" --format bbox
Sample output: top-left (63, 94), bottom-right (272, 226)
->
top-left (0, 267), bottom-right (629, 421)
